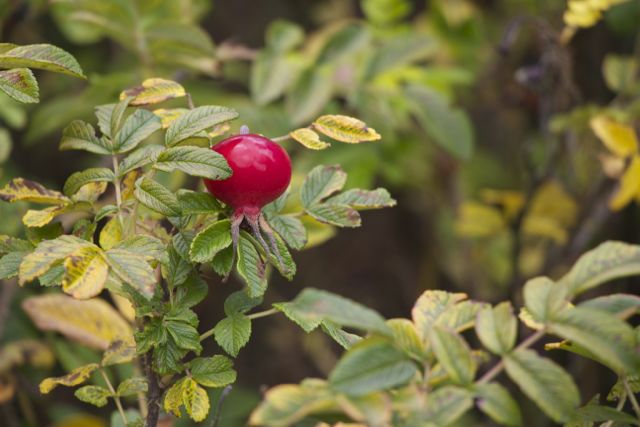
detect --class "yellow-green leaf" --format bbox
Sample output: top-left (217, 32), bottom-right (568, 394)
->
top-left (120, 78), bottom-right (186, 106)
top-left (0, 178), bottom-right (70, 205)
top-left (101, 340), bottom-right (136, 366)
top-left (610, 155), bottom-right (640, 210)
top-left (22, 294), bottom-right (133, 350)
top-left (163, 377), bottom-right (210, 422)
top-left (19, 235), bottom-right (92, 285)
top-left (289, 128), bottom-right (330, 150)
top-left (0, 68), bottom-right (39, 103)
top-left (455, 201), bottom-right (505, 238)
top-left (0, 43), bottom-right (85, 78)
top-left (61, 246), bottom-right (109, 299)
top-left (153, 108), bottom-right (188, 129)
top-left (590, 115), bottom-right (638, 158)
top-left (312, 115), bottom-right (380, 143)
top-left (39, 363), bottom-right (99, 393)
top-left (99, 217), bottom-right (122, 251)
top-left (22, 205), bottom-right (73, 228)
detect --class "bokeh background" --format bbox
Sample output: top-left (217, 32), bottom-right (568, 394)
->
top-left (1, 0), bottom-right (640, 425)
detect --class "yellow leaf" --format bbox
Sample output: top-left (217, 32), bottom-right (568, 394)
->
top-left (0, 339), bottom-right (54, 373)
top-left (110, 291), bottom-right (135, 322)
top-left (121, 169), bottom-right (141, 201)
top-left (164, 377), bottom-right (210, 422)
top-left (312, 115), bottom-right (381, 143)
top-left (610, 155), bottom-right (640, 210)
top-left (527, 181), bottom-right (577, 229)
top-left (19, 235), bottom-right (93, 285)
top-left (62, 246), bottom-right (109, 299)
top-left (522, 216), bottom-right (568, 245)
top-left (209, 122), bottom-right (231, 138)
top-left (99, 217), bottom-right (122, 250)
top-left (22, 294), bottom-right (133, 350)
top-left (52, 414), bottom-right (106, 427)
top-left (39, 363), bottom-right (99, 393)
top-left (455, 201), bottom-right (505, 238)
top-left (590, 115), bottom-right (638, 158)
top-left (153, 108), bottom-right (188, 129)
top-left (289, 128), bottom-right (331, 150)
top-left (120, 78), bottom-right (186, 106)
top-left (518, 308), bottom-right (544, 331)
top-left (23, 205), bottom-right (69, 228)
top-left (0, 376), bottom-right (15, 403)
top-left (101, 340), bottom-right (136, 366)
top-left (74, 181), bottom-right (108, 203)
top-left (480, 189), bottom-right (525, 220)
top-left (0, 178), bottom-right (70, 205)
top-left (599, 153), bottom-right (626, 178)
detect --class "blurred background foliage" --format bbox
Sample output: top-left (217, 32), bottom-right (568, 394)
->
top-left (1, 0), bottom-right (640, 425)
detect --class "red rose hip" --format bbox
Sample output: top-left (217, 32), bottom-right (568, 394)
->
top-left (204, 132), bottom-right (292, 271)
top-left (204, 133), bottom-right (291, 215)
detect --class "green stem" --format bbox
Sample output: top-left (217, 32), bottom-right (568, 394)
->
top-left (100, 368), bottom-right (128, 426)
top-left (271, 134), bottom-right (292, 143)
top-left (111, 155), bottom-right (124, 227)
top-left (199, 308), bottom-right (280, 341)
top-left (477, 329), bottom-right (545, 384)
top-left (603, 391), bottom-right (628, 427)
top-left (625, 378), bottom-right (640, 420)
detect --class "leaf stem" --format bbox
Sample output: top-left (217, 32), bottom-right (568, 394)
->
top-left (111, 155), bottom-right (124, 227)
top-left (603, 390), bottom-right (628, 427)
top-left (625, 378), bottom-right (640, 420)
top-left (100, 368), bottom-right (128, 426)
top-left (271, 134), bottom-right (292, 143)
top-left (477, 329), bottom-right (545, 384)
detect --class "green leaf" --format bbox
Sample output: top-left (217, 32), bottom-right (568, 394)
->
top-left (266, 20), bottom-right (304, 53)
top-left (428, 325), bottom-right (476, 384)
top-left (0, 68), bottom-right (39, 103)
top-left (134, 177), bottom-right (181, 217)
top-left (476, 302), bottom-right (518, 355)
top-left (155, 146), bottom-right (232, 180)
top-left (603, 54), bottom-right (638, 94)
top-left (316, 23), bottom-right (369, 65)
top-left (59, 120), bottom-right (112, 154)
top-left (223, 291), bottom-right (262, 316)
top-left (421, 386), bottom-right (473, 426)
top-left (0, 43), bottom-right (85, 78)
top-left (559, 241), bottom-right (640, 296)
top-left (109, 97), bottom-right (132, 139)
top-left (189, 220), bottom-right (232, 263)
top-left (166, 319), bottom-right (201, 353)
top-left (321, 320), bottom-right (361, 350)
top-left (305, 203), bottom-right (361, 227)
top-left (120, 78), bottom-right (186, 106)
top-left (523, 277), bottom-right (568, 324)
top-left (569, 402), bottom-right (639, 425)
top-left (249, 381), bottom-right (336, 427)
top-left (250, 50), bottom-right (297, 106)
top-left (165, 105), bottom-right (238, 146)
top-left (412, 290), bottom-right (481, 338)
top-left (504, 349), bottom-right (580, 423)
top-left (267, 214), bottom-right (307, 250)
top-left (63, 168), bottom-right (114, 197)
top-left (175, 272), bottom-right (208, 308)
top-left (237, 235), bottom-right (267, 298)
top-left (286, 67), bottom-right (333, 126)
top-left (327, 188), bottom-right (396, 210)
top-left (365, 34), bottom-right (436, 77)
top-left (273, 301), bottom-right (323, 333)
top-left (406, 85), bottom-right (474, 160)
top-left (0, 235), bottom-right (32, 254)
top-left (300, 165), bottom-right (347, 207)
top-left (386, 318), bottom-right (426, 360)
top-left (211, 246), bottom-right (234, 277)
top-left (0, 251), bottom-right (27, 280)
top-left (212, 314), bottom-right (251, 357)
top-left (580, 293), bottom-right (640, 315)
top-left (329, 337), bottom-right (417, 396)
top-left (190, 355), bottom-right (237, 388)
top-left (114, 235), bottom-right (165, 261)
top-left (547, 307), bottom-right (639, 374)
top-left (176, 190), bottom-right (222, 214)
top-left (116, 377), bottom-right (148, 396)
top-left (474, 383), bottom-right (522, 426)
top-left (280, 288), bottom-right (391, 335)
top-left (113, 109), bottom-right (161, 153)
top-left (105, 249), bottom-right (156, 298)
top-left (118, 145), bottom-right (164, 176)
top-left (75, 385), bottom-right (111, 407)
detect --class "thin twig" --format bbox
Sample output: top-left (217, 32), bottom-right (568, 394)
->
top-left (199, 308), bottom-right (280, 341)
top-left (603, 390), bottom-right (628, 427)
top-left (100, 368), bottom-right (128, 426)
top-left (477, 329), bottom-right (546, 384)
top-left (625, 378), bottom-right (640, 420)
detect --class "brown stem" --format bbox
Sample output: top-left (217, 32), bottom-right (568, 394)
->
top-left (144, 352), bottom-right (161, 427)
top-left (477, 329), bottom-right (545, 384)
